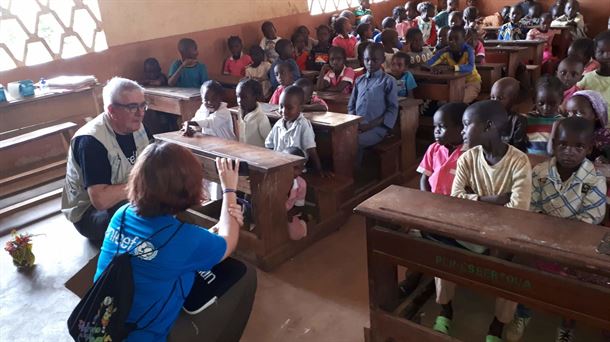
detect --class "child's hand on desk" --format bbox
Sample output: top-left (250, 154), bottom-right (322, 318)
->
top-left (181, 121), bottom-right (195, 137)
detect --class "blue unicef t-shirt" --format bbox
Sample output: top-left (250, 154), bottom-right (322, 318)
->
top-left (95, 204), bottom-right (226, 341)
top-left (396, 71), bottom-right (417, 97)
top-left (168, 60), bottom-right (209, 88)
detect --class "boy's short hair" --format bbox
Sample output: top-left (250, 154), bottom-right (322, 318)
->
top-left (466, 100), bottom-right (508, 127)
top-left (291, 31), bottom-right (305, 44)
top-left (381, 16), bottom-right (397, 29)
top-left (237, 78), bottom-right (263, 99)
top-left (274, 39), bottom-right (292, 54)
top-left (274, 60), bottom-right (294, 73)
top-left (328, 46), bottom-right (347, 59)
top-left (261, 21), bottom-right (274, 31)
top-left (594, 30), bottom-right (610, 47)
top-left (357, 41), bottom-right (371, 59)
top-left (569, 37), bottom-right (595, 59)
top-left (365, 42), bottom-right (385, 57)
top-left (405, 27), bottom-right (423, 41)
top-left (540, 12), bottom-right (553, 21)
top-left (556, 116), bottom-right (594, 141)
top-left (283, 146), bottom-right (306, 158)
top-left (437, 102), bottom-right (468, 126)
top-left (334, 16), bottom-right (349, 34)
top-left (392, 51), bottom-right (411, 65)
top-left (316, 24), bottom-right (331, 34)
top-left (178, 38), bottom-right (196, 53)
top-left (463, 6), bottom-right (478, 19)
top-left (380, 29), bottom-right (398, 45)
top-left (249, 45), bottom-right (264, 58)
top-left (227, 35), bottom-right (242, 46)
top-left (144, 57), bottom-right (161, 70)
top-left (417, 1), bottom-right (434, 14)
top-left (536, 75), bottom-right (564, 97)
top-left (282, 85), bottom-right (305, 104)
top-left (392, 6), bottom-right (405, 18)
top-left (559, 55), bottom-right (585, 69)
top-left (201, 80), bottom-right (224, 97)
top-left (356, 22), bottom-right (372, 37)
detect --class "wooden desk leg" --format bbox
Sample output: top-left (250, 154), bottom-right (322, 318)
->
top-left (331, 125), bottom-right (358, 178)
top-left (534, 45), bottom-right (543, 65)
top-left (507, 52), bottom-right (518, 78)
top-left (448, 78), bottom-right (466, 102)
top-left (367, 218), bottom-right (401, 313)
top-left (399, 103), bottom-right (419, 176)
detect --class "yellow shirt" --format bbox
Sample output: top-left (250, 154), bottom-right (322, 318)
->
top-left (429, 44), bottom-right (482, 84)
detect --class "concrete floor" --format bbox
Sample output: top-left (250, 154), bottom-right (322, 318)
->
top-left (0, 205), bottom-right (605, 341)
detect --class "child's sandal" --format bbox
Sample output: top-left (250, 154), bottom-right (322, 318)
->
top-left (433, 316), bottom-right (452, 335)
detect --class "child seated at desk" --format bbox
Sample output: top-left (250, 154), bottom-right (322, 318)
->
top-left (353, 0), bottom-right (372, 24)
top-left (260, 21), bottom-right (281, 63)
top-left (498, 5), bottom-right (526, 40)
top-left (448, 10), bottom-right (465, 29)
top-left (339, 10), bottom-right (357, 36)
top-left (284, 146), bottom-right (308, 241)
top-left (527, 13), bottom-right (558, 73)
top-left (236, 78), bottom-right (272, 147)
top-left (183, 80), bottom-right (236, 141)
top-left (556, 55), bottom-right (584, 109)
top-left (245, 45), bottom-right (272, 99)
top-left (400, 1), bottom-right (420, 39)
top-left (519, 2), bottom-right (543, 27)
top-left (551, 0), bottom-right (586, 40)
top-left (442, 100), bottom-right (532, 342)
top-left (393, 6), bottom-right (409, 39)
top-left (269, 39), bottom-right (301, 91)
top-left (375, 17), bottom-right (400, 49)
top-left (482, 6), bottom-right (510, 28)
top-left (466, 28), bottom-right (486, 64)
top-left (223, 36), bottom-right (252, 77)
top-left (565, 90), bottom-right (610, 161)
top-left (348, 43), bottom-right (398, 162)
top-left (490, 77), bottom-right (528, 152)
top-left (355, 23), bottom-right (373, 59)
top-left (168, 38), bottom-right (209, 88)
top-left (332, 17), bottom-right (358, 58)
top-left (381, 29), bottom-right (400, 70)
top-left (436, 26), bottom-right (450, 51)
top-left (265, 86), bottom-right (326, 176)
top-left (464, 6), bottom-right (484, 40)
top-left (577, 31), bottom-right (610, 121)
top-left (568, 38), bottom-right (600, 74)
top-left (415, 2), bottom-right (437, 47)
top-left (427, 26), bottom-right (482, 104)
top-left (140, 58), bottom-right (167, 86)
top-left (355, 41), bottom-right (371, 78)
top-left (294, 78), bottom-right (328, 112)
top-left (316, 46), bottom-right (356, 94)
top-left (307, 25), bottom-right (332, 71)
top-left (509, 117), bottom-right (606, 342)
top-left (292, 32), bottom-right (309, 71)
top-left (296, 25), bottom-right (317, 52)
top-left (269, 62), bottom-right (296, 105)
top-left (434, 0), bottom-right (458, 29)
top-left (389, 52), bottom-right (417, 97)
top-left (405, 28), bottom-right (434, 65)
top-left (526, 75), bottom-right (564, 155)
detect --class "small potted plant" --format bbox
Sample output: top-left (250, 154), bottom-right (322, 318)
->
top-left (4, 230), bottom-right (37, 269)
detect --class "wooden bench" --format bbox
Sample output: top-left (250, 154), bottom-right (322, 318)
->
top-left (355, 185), bottom-right (610, 341)
top-left (411, 69), bottom-right (468, 102)
top-left (155, 131), bottom-right (346, 270)
top-left (476, 62), bottom-right (504, 93)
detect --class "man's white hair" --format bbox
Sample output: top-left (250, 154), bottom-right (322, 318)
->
top-left (102, 77), bottom-right (144, 111)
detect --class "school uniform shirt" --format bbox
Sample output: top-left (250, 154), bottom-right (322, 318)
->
top-left (525, 112), bottom-right (562, 155)
top-left (331, 34), bottom-right (358, 58)
top-left (245, 61), bottom-right (272, 95)
top-left (307, 45), bottom-right (330, 71)
top-left (417, 143), bottom-right (466, 195)
top-left (348, 69), bottom-right (399, 130)
top-left (309, 95), bottom-right (329, 111)
top-left (396, 20), bottom-right (418, 40)
top-left (407, 47), bottom-right (434, 66)
top-left (434, 10), bottom-right (451, 29)
top-left (451, 145), bottom-right (532, 252)
top-left (584, 59), bottom-right (600, 74)
top-left (294, 51), bottom-right (309, 71)
top-left (168, 60), bottom-right (209, 88)
top-left (428, 43), bottom-right (482, 84)
top-left (393, 71), bottom-right (417, 97)
top-left (497, 22), bottom-right (526, 40)
top-left (223, 53), bottom-right (253, 77)
top-left (238, 103), bottom-right (272, 147)
top-left (577, 72), bottom-right (610, 126)
top-left (531, 158), bottom-right (606, 224)
top-left (260, 37), bottom-right (281, 63)
top-left (551, 13), bottom-right (586, 40)
top-left (269, 85), bottom-right (285, 105)
top-left (95, 204), bottom-right (226, 341)
top-left (269, 58), bottom-right (301, 89)
top-left (192, 102), bottom-right (237, 140)
top-left (416, 17), bottom-right (437, 47)
top-left (265, 114), bottom-right (316, 158)
top-left (323, 66), bottom-right (356, 94)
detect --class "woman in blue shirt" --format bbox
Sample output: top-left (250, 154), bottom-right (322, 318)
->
top-left (95, 142), bottom-right (256, 341)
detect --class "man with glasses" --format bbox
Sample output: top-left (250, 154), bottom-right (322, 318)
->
top-left (62, 77), bottom-right (150, 243)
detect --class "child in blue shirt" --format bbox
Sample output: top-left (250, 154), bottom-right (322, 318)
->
top-left (168, 38), bottom-right (208, 88)
top-left (498, 5), bottom-right (526, 40)
top-left (269, 39), bottom-right (301, 91)
top-left (348, 43), bottom-right (398, 162)
top-left (389, 51), bottom-right (417, 97)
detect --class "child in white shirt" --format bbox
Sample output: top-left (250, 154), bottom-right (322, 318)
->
top-left (183, 80), bottom-right (236, 141)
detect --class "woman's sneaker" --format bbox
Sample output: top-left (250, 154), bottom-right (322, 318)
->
top-left (505, 316), bottom-right (531, 341)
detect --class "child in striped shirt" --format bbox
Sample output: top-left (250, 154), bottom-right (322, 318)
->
top-left (526, 75), bottom-right (564, 155)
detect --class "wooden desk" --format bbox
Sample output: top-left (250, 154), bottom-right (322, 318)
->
top-left (155, 131), bottom-right (316, 270)
top-left (485, 46), bottom-right (528, 78)
top-left (411, 69), bottom-right (468, 102)
top-left (484, 39), bottom-right (546, 65)
top-left (209, 73), bottom-right (243, 88)
top-left (144, 87), bottom-right (201, 123)
top-left (355, 185), bottom-right (610, 341)
top-left (476, 62), bottom-right (504, 92)
top-left (550, 26), bottom-right (571, 59)
top-left (315, 91), bottom-right (350, 113)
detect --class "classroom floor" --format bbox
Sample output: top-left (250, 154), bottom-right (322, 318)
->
top-left (0, 196), bottom-right (605, 342)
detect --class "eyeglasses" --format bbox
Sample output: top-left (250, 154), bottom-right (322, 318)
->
top-left (113, 101), bottom-right (148, 113)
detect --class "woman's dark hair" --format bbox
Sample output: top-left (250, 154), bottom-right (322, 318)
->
top-left (128, 142), bottom-right (203, 217)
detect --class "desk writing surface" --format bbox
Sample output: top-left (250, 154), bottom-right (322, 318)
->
top-left (355, 185), bottom-right (610, 274)
top-left (154, 131), bottom-right (302, 172)
top-left (484, 39), bottom-right (546, 46)
top-left (0, 86), bottom-right (98, 107)
top-left (315, 91), bottom-right (350, 102)
top-left (229, 104), bottom-right (361, 129)
top-left (485, 46), bottom-right (529, 53)
top-left (143, 87), bottom-right (200, 99)
top-left (411, 69), bottom-right (469, 81)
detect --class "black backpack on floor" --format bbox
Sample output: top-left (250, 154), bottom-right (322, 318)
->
top-left (67, 207), bottom-right (182, 341)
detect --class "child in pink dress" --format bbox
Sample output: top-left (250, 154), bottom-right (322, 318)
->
top-left (526, 13), bottom-right (558, 73)
top-left (284, 147), bottom-right (308, 240)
